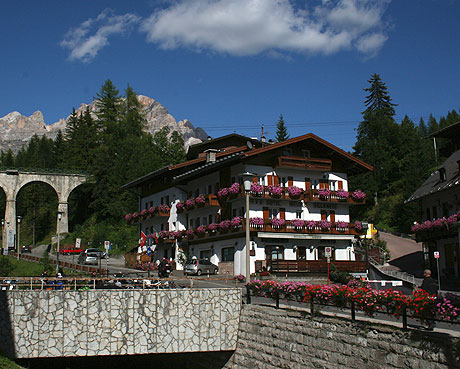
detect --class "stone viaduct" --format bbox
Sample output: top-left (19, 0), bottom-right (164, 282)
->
top-left (0, 169), bottom-right (87, 250)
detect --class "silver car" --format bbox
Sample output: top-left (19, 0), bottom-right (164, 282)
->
top-left (78, 252), bottom-right (98, 265)
top-left (184, 259), bottom-right (218, 276)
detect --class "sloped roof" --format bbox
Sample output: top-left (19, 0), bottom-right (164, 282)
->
top-left (406, 148), bottom-right (460, 203)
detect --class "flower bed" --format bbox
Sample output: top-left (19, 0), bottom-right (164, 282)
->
top-left (247, 280), bottom-right (460, 322)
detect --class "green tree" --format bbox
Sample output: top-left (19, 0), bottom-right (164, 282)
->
top-left (363, 73), bottom-right (397, 116)
top-left (275, 114), bottom-right (289, 142)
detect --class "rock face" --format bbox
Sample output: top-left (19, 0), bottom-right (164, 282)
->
top-left (0, 95), bottom-right (208, 153)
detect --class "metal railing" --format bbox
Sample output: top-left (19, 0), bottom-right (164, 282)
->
top-left (369, 258), bottom-right (423, 286)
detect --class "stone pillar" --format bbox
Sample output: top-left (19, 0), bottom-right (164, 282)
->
top-left (57, 202), bottom-right (69, 235)
top-left (4, 198), bottom-right (16, 252)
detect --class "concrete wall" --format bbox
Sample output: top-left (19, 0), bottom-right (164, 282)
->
top-left (0, 288), bottom-right (241, 359)
top-left (227, 305), bottom-right (460, 369)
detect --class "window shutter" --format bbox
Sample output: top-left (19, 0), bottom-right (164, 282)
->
top-left (338, 181), bottom-right (343, 190)
top-left (280, 208), bottom-right (285, 219)
top-left (267, 175), bottom-right (273, 186)
top-left (252, 176), bottom-right (258, 183)
top-left (274, 176), bottom-right (280, 186)
top-left (263, 207), bottom-right (269, 219)
top-left (305, 178), bottom-right (311, 190)
top-left (321, 210), bottom-right (327, 220)
top-left (330, 210), bottom-right (335, 223)
top-left (319, 182), bottom-right (325, 189)
top-left (288, 176), bottom-right (293, 187)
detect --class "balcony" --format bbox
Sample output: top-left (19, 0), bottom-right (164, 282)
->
top-left (277, 156), bottom-right (332, 171)
top-left (269, 260), bottom-right (367, 273)
top-left (176, 194), bottom-right (220, 214)
top-left (307, 189), bottom-right (366, 205)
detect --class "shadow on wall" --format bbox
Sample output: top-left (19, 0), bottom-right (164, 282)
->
top-left (389, 251), bottom-right (425, 278)
top-left (0, 291), bottom-right (15, 359)
top-left (18, 351), bottom-right (235, 369)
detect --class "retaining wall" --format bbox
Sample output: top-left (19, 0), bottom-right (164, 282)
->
top-left (227, 305), bottom-right (460, 369)
top-left (0, 288), bottom-right (241, 359)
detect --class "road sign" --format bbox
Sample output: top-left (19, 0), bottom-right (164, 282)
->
top-left (147, 247), bottom-right (152, 256)
top-left (75, 238), bottom-right (81, 249)
top-left (325, 247), bottom-right (332, 258)
top-left (104, 241), bottom-right (110, 252)
top-left (434, 251), bottom-right (440, 259)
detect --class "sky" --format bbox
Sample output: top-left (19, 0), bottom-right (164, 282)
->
top-left (1, 0), bottom-right (459, 152)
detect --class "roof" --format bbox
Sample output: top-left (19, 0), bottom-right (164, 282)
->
top-left (186, 133), bottom-right (265, 160)
top-left (429, 121), bottom-right (460, 139)
top-left (406, 148), bottom-right (460, 203)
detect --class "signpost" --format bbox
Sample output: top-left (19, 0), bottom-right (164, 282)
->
top-left (434, 251), bottom-right (441, 290)
top-left (104, 241), bottom-right (110, 277)
top-left (325, 247), bottom-right (332, 285)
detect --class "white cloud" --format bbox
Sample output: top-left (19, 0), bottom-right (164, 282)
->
top-left (140, 0), bottom-right (390, 57)
top-left (61, 9), bottom-right (140, 62)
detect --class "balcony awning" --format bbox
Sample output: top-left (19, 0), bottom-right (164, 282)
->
top-left (257, 232), bottom-right (355, 240)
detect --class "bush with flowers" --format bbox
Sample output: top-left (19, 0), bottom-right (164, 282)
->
top-left (268, 185), bottom-right (283, 198)
top-left (250, 183), bottom-right (264, 196)
top-left (247, 280), bottom-right (460, 322)
top-left (287, 186), bottom-right (302, 198)
top-left (351, 189), bottom-right (366, 201)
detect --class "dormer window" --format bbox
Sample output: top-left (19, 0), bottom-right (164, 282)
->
top-left (439, 168), bottom-right (446, 182)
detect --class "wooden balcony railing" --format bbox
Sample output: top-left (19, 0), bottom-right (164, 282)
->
top-left (307, 189), bottom-right (366, 205)
top-left (270, 260), bottom-right (367, 273)
top-left (277, 156), bottom-right (332, 171)
top-left (246, 219), bottom-right (364, 236)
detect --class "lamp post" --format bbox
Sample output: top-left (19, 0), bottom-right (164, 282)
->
top-left (56, 212), bottom-right (63, 274)
top-left (1, 219), bottom-right (4, 253)
top-left (16, 216), bottom-right (22, 260)
top-left (361, 222), bottom-right (369, 269)
top-left (240, 172), bottom-right (256, 284)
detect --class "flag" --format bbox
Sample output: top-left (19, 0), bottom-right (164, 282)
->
top-left (140, 231), bottom-right (147, 247)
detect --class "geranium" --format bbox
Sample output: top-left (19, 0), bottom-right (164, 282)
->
top-left (196, 225), bottom-right (206, 234)
top-left (148, 206), bottom-right (156, 215)
top-left (251, 183), bottom-right (264, 195)
top-left (250, 217), bottom-right (265, 226)
top-left (336, 190), bottom-right (349, 200)
top-left (185, 199), bottom-right (195, 210)
top-left (139, 209), bottom-right (147, 218)
top-left (431, 218), bottom-right (444, 229)
top-left (158, 230), bottom-right (168, 239)
top-left (174, 230), bottom-right (183, 239)
top-left (335, 221), bottom-right (349, 230)
top-left (354, 221), bottom-right (363, 230)
top-left (419, 220), bottom-right (433, 231)
top-left (318, 188), bottom-right (331, 199)
top-left (219, 220), bottom-right (231, 230)
top-left (158, 204), bottom-right (170, 213)
top-left (207, 223), bottom-right (218, 232)
top-left (317, 220), bottom-right (331, 230)
top-left (351, 189), bottom-right (366, 201)
top-left (268, 185), bottom-right (283, 197)
top-left (195, 195), bottom-right (206, 206)
top-left (287, 186), bottom-right (302, 198)
top-left (186, 229), bottom-right (195, 237)
top-left (218, 187), bottom-right (229, 199)
top-left (291, 219), bottom-right (305, 228)
top-left (175, 202), bottom-right (185, 212)
top-left (271, 218), bottom-right (285, 227)
top-left (228, 182), bottom-right (241, 195)
top-left (124, 214), bottom-right (132, 222)
top-left (231, 216), bottom-right (242, 227)
top-left (132, 212), bottom-right (139, 219)
top-left (305, 220), bottom-right (316, 229)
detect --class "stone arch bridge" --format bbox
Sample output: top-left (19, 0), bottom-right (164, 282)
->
top-left (0, 169), bottom-right (88, 250)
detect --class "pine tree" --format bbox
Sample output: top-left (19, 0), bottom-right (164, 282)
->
top-left (275, 114), bottom-right (289, 142)
top-left (363, 73), bottom-right (397, 117)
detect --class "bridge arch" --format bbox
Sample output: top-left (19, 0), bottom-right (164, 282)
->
top-left (0, 170), bottom-right (88, 251)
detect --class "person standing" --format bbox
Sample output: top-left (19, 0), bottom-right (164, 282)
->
top-left (420, 269), bottom-right (438, 330)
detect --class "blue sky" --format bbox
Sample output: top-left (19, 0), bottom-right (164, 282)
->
top-left (1, 0), bottom-right (459, 152)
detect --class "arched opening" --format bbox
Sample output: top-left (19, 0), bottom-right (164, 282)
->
top-left (16, 182), bottom-right (58, 248)
top-left (68, 183), bottom-right (95, 233)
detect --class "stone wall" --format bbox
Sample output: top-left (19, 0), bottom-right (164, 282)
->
top-left (0, 288), bottom-right (241, 359)
top-left (226, 305), bottom-right (460, 369)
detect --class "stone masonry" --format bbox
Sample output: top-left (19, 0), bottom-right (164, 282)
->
top-left (226, 305), bottom-right (460, 369)
top-left (0, 288), bottom-right (241, 359)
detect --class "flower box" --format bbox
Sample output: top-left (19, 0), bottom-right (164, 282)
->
top-left (351, 189), bottom-right (366, 201)
top-left (268, 185), bottom-right (283, 198)
top-left (318, 188), bottom-right (331, 200)
top-left (287, 186), bottom-right (302, 199)
top-left (250, 183), bottom-right (264, 196)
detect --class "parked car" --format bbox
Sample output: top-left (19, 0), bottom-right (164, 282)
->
top-left (60, 247), bottom-right (82, 255)
top-left (83, 248), bottom-right (107, 259)
top-left (78, 252), bottom-right (98, 265)
top-left (21, 245), bottom-right (31, 253)
top-left (184, 259), bottom-right (218, 276)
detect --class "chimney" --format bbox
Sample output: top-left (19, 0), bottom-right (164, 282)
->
top-left (261, 135), bottom-right (266, 143)
top-left (205, 149), bottom-right (218, 163)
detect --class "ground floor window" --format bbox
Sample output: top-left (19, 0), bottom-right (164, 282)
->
top-left (200, 249), bottom-right (211, 260)
top-left (222, 247), bottom-right (235, 262)
top-left (297, 246), bottom-right (306, 260)
top-left (266, 246), bottom-right (284, 260)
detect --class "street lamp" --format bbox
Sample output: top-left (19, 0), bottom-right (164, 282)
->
top-left (16, 216), bottom-right (22, 260)
top-left (56, 212), bottom-right (63, 274)
top-left (361, 222), bottom-right (369, 268)
top-left (1, 219), bottom-right (4, 253)
top-left (240, 172), bottom-right (256, 284)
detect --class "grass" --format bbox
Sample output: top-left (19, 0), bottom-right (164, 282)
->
top-left (0, 351), bottom-right (23, 369)
top-left (0, 255), bottom-right (84, 277)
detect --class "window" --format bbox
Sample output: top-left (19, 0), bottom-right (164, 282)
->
top-left (432, 206), bottom-right (437, 219)
top-left (209, 214), bottom-right (213, 224)
top-left (208, 184), bottom-right (213, 194)
top-left (296, 211), bottom-right (302, 219)
top-left (196, 217), bottom-right (200, 227)
top-left (269, 208), bottom-right (279, 219)
top-left (426, 208), bottom-right (431, 220)
top-left (270, 246), bottom-right (284, 260)
top-left (222, 247), bottom-right (235, 262)
top-left (203, 217), bottom-right (208, 226)
top-left (297, 247), bottom-right (306, 260)
top-left (439, 168), bottom-right (447, 182)
top-left (190, 219), bottom-right (194, 228)
top-left (281, 177), bottom-right (287, 187)
top-left (302, 149), bottom-right (310, 158)
top-left (166, 196), bottom-right (170, 205)
top-left (329, 181), bottom-right (336, 191)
